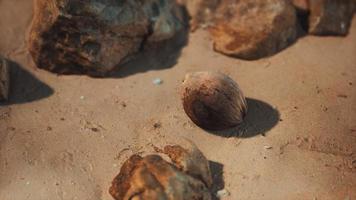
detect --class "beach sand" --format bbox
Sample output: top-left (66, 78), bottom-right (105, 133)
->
top-left (0, 1), bottom-right (355, 199)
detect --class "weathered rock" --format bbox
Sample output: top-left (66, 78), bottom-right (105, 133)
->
top-left (29, 0), bottom-right (186, 76)
top-left (110, 144), bottom-right (212, 200)
top-left (309, 0), bottom-right (354, 36)
top-left (0, 57), bottom-right (10, 101)
top-left (292, 0), bottom-right (309, 11)
top-left (209, 0), bottom-right (298, 60)
top-left (176, 0), bottom-right (220, 31)
top-left (181, 72), bottom-right (247, 130)
top-left (158, 142), bottom-right (213, 188)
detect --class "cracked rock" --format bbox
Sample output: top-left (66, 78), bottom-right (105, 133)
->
top-left (110, 143), bottom-right (212, 200)
top-left (29, 0), bottom-right (186, 76)
top-left (309, 0), bottom-right (355, 36)
top-left (209, 0), bottom-right (298, 60)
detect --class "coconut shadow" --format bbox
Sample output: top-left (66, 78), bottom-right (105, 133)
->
top-left (206, 98), bottom-right (280, 138)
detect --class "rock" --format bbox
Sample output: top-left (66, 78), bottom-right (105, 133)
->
top-left (0, 57), bottom-right (10, 101)
top-left (292, 0), bottom-right (309, 11)
top-left (110, 144), bottom-right (212, 200)
top-left (181, 72), bottom-right (247, 130)
top-left (291, 0), bottom-right (310, 32)
top-left (309, 0), bottom-right (354, 36)
top-left (159, 142), bottom-right (213, 188)
top-left (29, 0), bottom-right (186, 76)
top-left (209, 0), bottom-right (298, 60)
top-left (153, 78), bottom-right (163, 85)
top-left (176, 0), bottom-right (220, 31)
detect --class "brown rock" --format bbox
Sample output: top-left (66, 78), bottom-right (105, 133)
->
top-left (291, 0), bottom-right (310, 33)
top-left (209, 0), bottom-right (298, 60)
top-left (0, 57), bottom-right (10, 101)
top-left (160, 142), bottom-right (213, 188)
top-left (181, 72), bottom-right (247, 130)
top-left (29, 0), bottom-right (186, 76)
top-left (309, 0), bottom-right (354, 36)
top-left (292, 0), bottom-right (309, 11)
top-left (110, 144), bottom-right (212, 200)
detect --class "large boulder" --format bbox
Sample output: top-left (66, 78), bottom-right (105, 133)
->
top-left (209, 0), bottom-right (298, 60)
top-left (309, 0), bottom-right (354, 36)
top-left (29, 0), bottom-right (186, 76)
top-left (109, 143), bottom-right (212, 200)
top-left (0, 57), bottom-right (9, 101)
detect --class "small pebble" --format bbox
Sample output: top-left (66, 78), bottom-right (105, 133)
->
top-left (337, 94), bottom-right (348, 98)
top-left (153, 78), bottom-right (163, 85)
top-left (121, 102), bottom-right (127, 108)
top-left (153, 122), bottom-right (161, 129)
top-left (91, 127), bottom-right (99, 132)
top-left (216, 189), bottom-right (230, 198)
top-left (264, 145), bottom-right (273, 150)
top-left (340, 22), bottom-right (346, 31)
top-left (80, 96), bottom-right (85, 100)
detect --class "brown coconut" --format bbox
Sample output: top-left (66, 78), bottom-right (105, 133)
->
top-left (181, 72), bottom-right (247, 130)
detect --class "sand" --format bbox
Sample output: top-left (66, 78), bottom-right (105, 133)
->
top-left (0, 1), bottom-right (355, 199)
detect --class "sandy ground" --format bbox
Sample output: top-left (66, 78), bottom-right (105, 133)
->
top-left (0, 1), bottom-right (356, 200)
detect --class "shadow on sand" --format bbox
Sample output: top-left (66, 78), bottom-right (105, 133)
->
top-left (208, 98), bottom-right (280, 138)
top-left (108, 26), bottom-right (189, 78)
top-left (0, 60), bottom-right (54, 106)
top-left (209, 161), bottom-right (225, 200)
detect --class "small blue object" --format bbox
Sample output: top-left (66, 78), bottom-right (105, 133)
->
top-left (153, 78), bottom-right (163, 85)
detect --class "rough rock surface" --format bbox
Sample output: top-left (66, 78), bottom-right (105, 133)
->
top-left (157, 142), bottom-right (213, 188)
top-left (110, 144), bottom-right (212, 200)
top-left (29, 0), bottom-right (186, 76)
top-left (292, 0), bottom-right (309, 11)
top-left (209, 0), bottom-right (298, 60)
top-left (181, 72), bottom-right (247, 130)
top-left (309, 0), bottom-right (354, 36)
top-left (0, 57), bottom-right (9, 101)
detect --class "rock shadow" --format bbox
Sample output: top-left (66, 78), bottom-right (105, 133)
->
top-left (208, 98), bottom-right (280, 138)
top-left (0, 60), bottom-right (54, 105)
top-left (109, 25), bottom-right (189, 78)
top-left (209, 161), bottom-right (225, 200)
top-left (295, 7), bottom-right (310, 35)
top-left (103, 5), bottom-right (190, 78)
